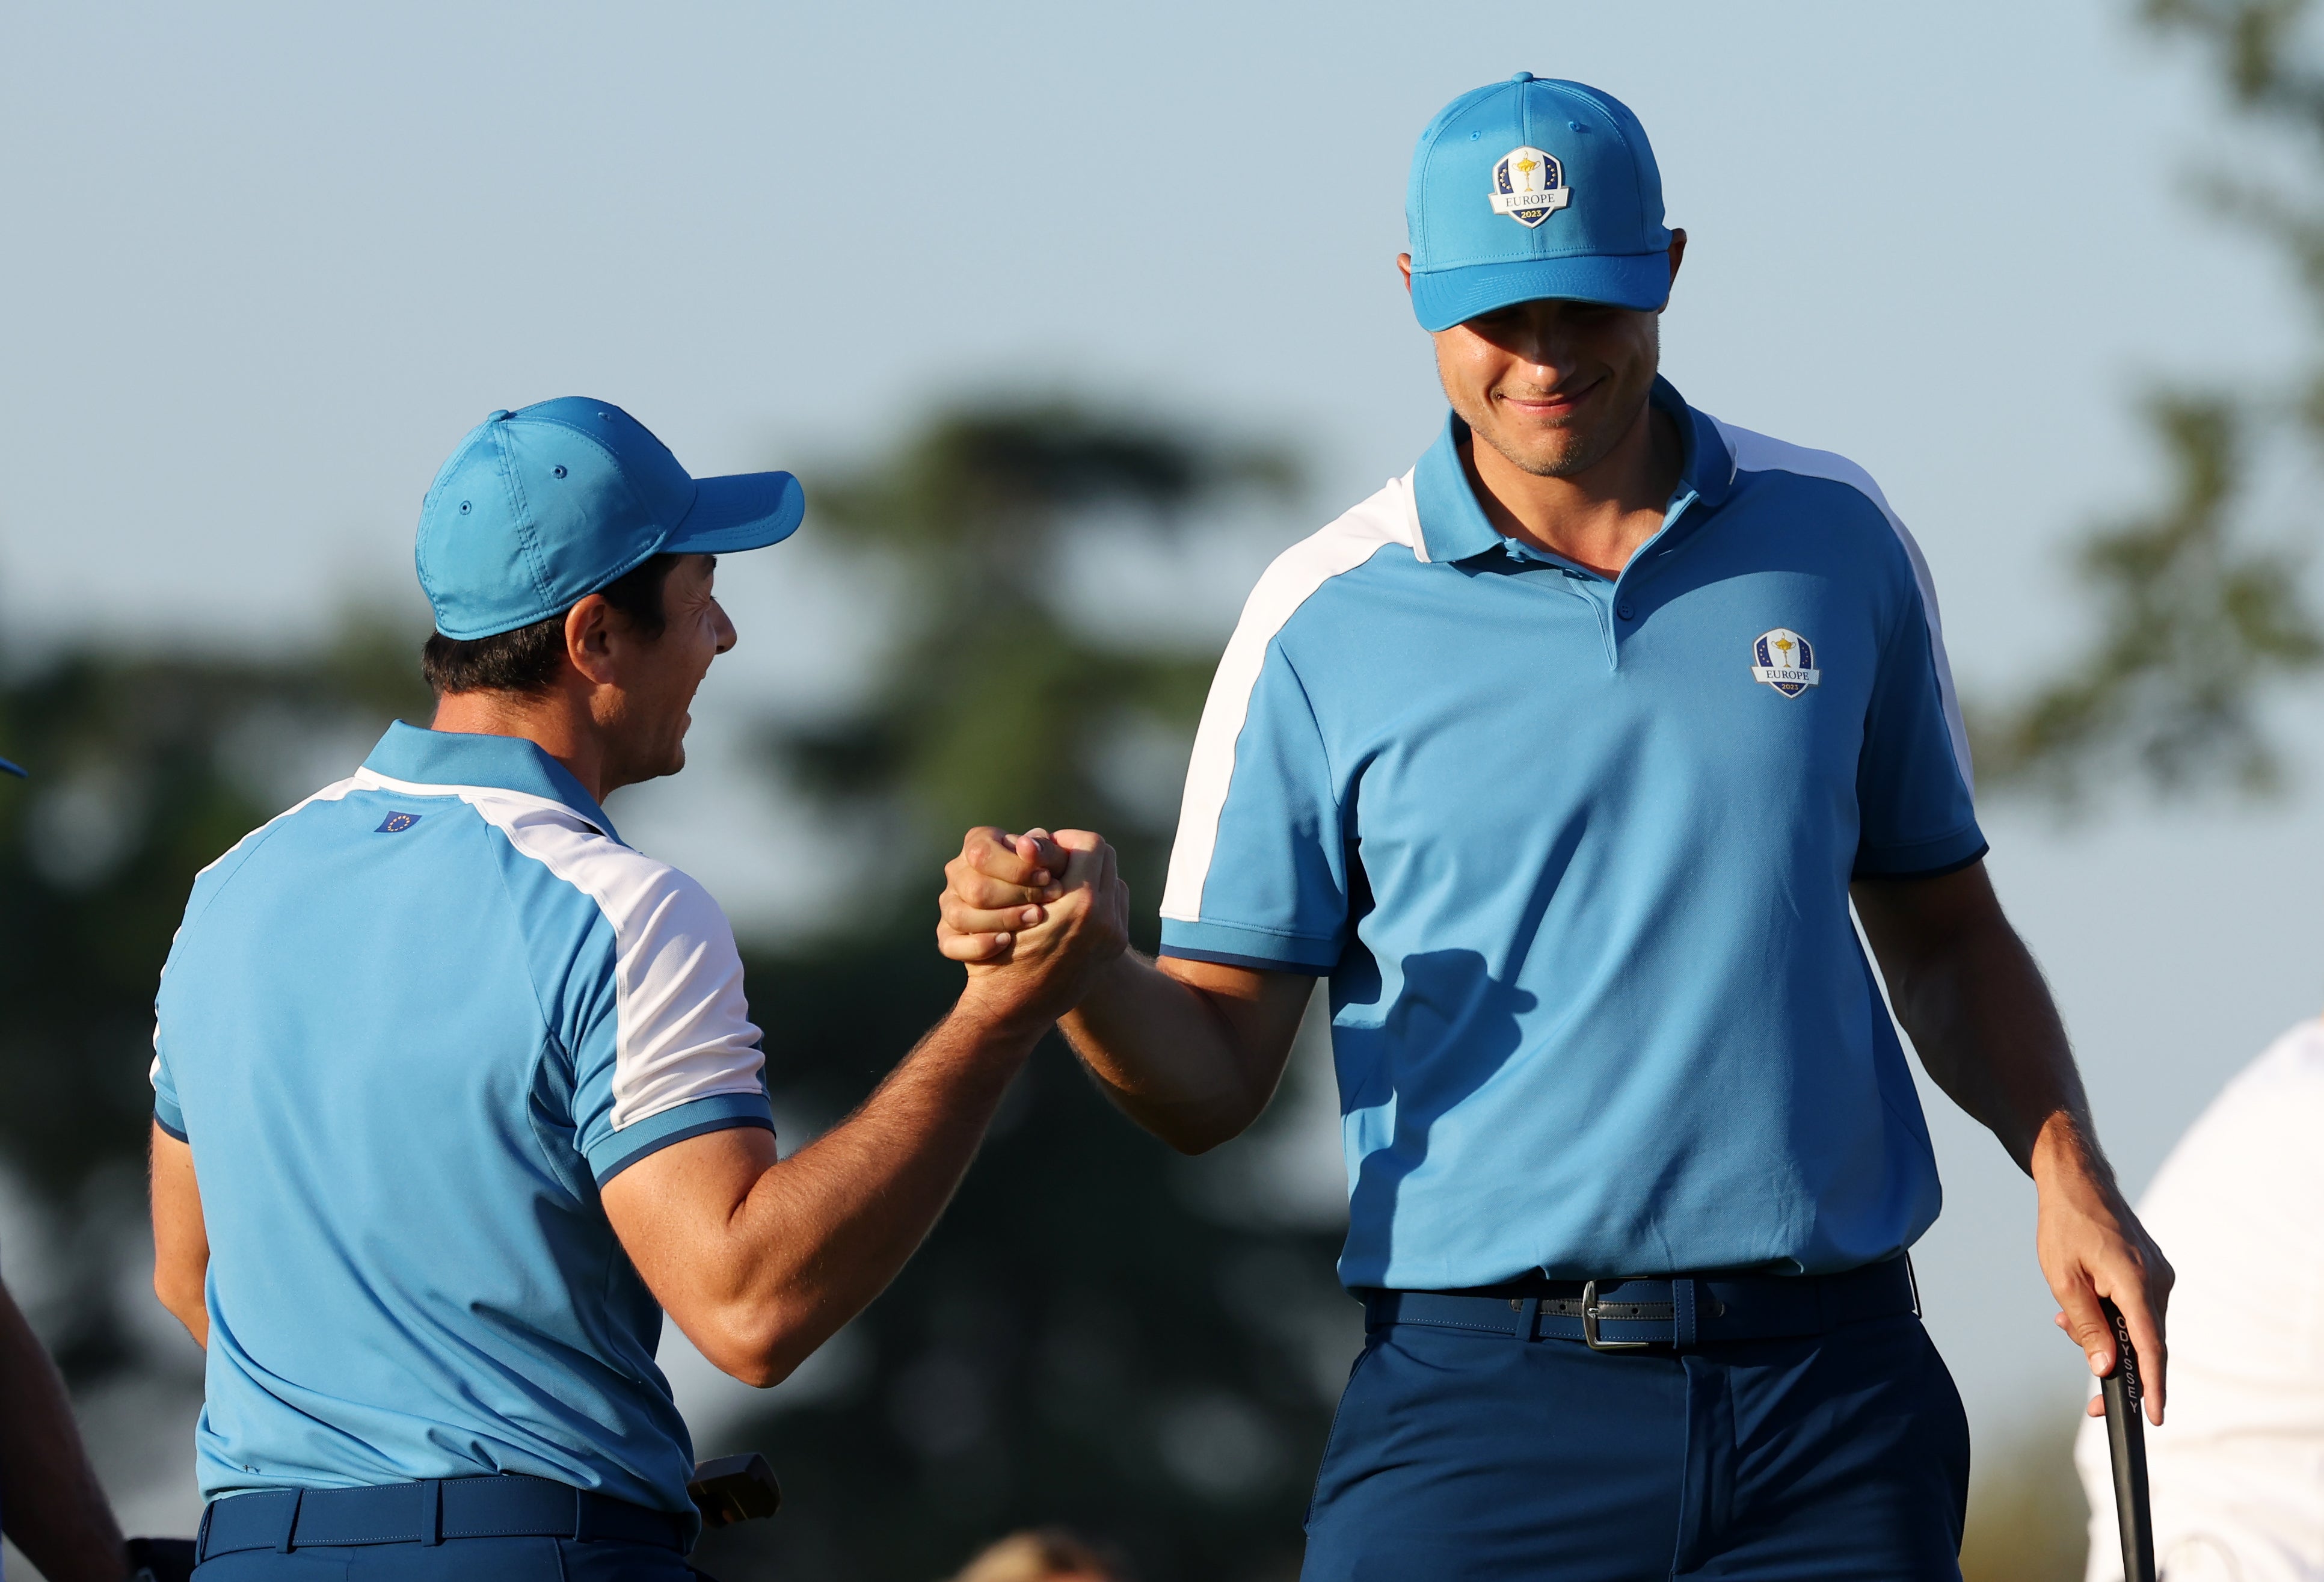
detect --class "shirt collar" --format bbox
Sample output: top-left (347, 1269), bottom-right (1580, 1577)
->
top-left (361, 720), bottom-right (619, 842)
top-left (1411, 375), bottom-right (1733, 566)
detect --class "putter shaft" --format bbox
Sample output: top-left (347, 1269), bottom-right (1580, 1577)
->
top-left (2100, 1299), bottom-right (2156, 1582)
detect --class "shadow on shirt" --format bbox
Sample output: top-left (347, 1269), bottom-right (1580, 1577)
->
top-left (1339, 947), bottom-right (1539, 1276)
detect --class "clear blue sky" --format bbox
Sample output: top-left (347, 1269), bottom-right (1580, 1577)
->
top-left (4, 0), bottom-right (2315, 1489)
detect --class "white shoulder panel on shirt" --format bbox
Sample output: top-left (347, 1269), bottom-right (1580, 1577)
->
top-left (1161, 473), bottom-right (1421, 924)
top-left (1710, 419), bottom-right (1974, 795)
top-left (357, 768), bottom-right (765, 1133)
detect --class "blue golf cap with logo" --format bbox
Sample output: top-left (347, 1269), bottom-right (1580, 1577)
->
top-left (417, 397), bottom-right (805, 640)
top-left (1406, 73), bottom-right (1672, 333)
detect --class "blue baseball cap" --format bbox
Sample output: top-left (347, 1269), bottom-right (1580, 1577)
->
top-left (416, 398), bottom-right (805, 640)
top-left (1406, 74), bottom-right (1673, 333)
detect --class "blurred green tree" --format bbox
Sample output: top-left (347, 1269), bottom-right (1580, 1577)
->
top-left (1976, 0), bottom-right (2324, 795)
top-left (779, 396), bottom-right (1296, 871)
top-left (685, 397), bottom-right (1351, 1582)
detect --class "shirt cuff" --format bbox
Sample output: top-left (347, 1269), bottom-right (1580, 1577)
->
top-left (1853, 824), bottom-right (1989, 880)
top-left (586, 1092), bottom-right (775, 1186)
top-left (1158, 917), bottom-right (1341, 974)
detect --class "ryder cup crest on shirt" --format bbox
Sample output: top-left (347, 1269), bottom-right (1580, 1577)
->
top-left (1490, 146), bottom-right (1570, 227)
top-left (1750, 628), bottom-right (1821, 697)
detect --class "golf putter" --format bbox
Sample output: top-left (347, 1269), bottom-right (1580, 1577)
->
top-left (2098, 1298), bottom-right (2156, 1582)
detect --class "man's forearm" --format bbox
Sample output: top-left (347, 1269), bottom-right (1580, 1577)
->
top-left (1886, 914), bottom-right (2092, 1175)
top-left (1059, 952), bottom-right (1298, 1153)
top-left (719, 996), bottom-right (1047, 1377)
top-left (1860, 864), bottom-right (2172, 1417)
top-left (0, 1284), bottom-right (124, 1582)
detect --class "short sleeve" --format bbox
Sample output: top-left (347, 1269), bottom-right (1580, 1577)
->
top-left (151, 1029), bottom-right (187, 1142)
top-left (1854, 579), bottom-right (1986, 879)
top-left (150, 831), bottom-right (272, 1145)
top-left (1158, 642), bottom-right (1351, 973)
top-left (567, 864), bottom-right (773, 1185)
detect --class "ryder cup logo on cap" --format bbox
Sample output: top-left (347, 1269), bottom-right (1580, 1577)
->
top-left (1489, 146), bottom-right (1570, 227)
top-left (416, 397), bottom-right (805, 641)
top-left (1406, 73), bottom-right (1672, 333)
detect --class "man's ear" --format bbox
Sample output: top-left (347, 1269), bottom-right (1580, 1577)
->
top-left (564, 594), bottom-right (619, 686)
top-left (1664, 229), bottom-right (1687, 300)
top-left (1397, 251), bottom-right (1414, 294)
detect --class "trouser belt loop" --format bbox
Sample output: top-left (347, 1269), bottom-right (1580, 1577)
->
top-left (1513, 1294), bottom-right (1542, 1345)
top-left (419, 1479), bottom-right (442, 1547)
top-left (195, 1500), bottom-right (217, 1564)
top-left (276, 1488), bottom-right (304, 1554)
top-left (1673, 1277), bottom-right (1698, 1349)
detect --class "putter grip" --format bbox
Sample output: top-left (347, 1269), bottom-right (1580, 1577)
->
top-left (688, 1451), bottom-right (783, 1529)
top-left (2099, 1299), bottom-right (2156, 1582)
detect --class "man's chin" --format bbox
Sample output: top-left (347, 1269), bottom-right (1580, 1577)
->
top-left (1486, 431), bottom-right (1596, 479)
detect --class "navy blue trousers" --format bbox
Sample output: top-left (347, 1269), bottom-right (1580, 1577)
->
top-left (189, 1537), bottom-right (698, 1581)
top-left (1302, 1311), bottom-right (1969, 1581)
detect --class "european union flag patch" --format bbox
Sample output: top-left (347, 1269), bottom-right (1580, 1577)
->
top-left (375, 812), bottom-right (422, 834)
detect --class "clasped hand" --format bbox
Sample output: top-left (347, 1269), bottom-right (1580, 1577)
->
top-left (940, 825), bottom-right (1130, 1028)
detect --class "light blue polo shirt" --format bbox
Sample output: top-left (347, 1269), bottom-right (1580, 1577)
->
top-left (1160, 378), bottom-right (1984, 1290)
top-left (151, 723), bottom-right (775, 1519)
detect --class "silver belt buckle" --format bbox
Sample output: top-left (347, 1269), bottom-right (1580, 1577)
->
top-left (1581, 1278), bottom-right (1650, 1352)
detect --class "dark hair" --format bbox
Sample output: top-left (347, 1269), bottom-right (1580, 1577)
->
top-left (421, 553), bottom-right (680, 697)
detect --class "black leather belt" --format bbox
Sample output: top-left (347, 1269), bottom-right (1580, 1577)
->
top-left (197, 1473), bottom-right (688, 1560)
top-left (1361, 1254), bottom-right (1920, 1351)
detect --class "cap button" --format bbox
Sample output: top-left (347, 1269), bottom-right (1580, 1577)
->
top-left (1511, 71), bottom-right (1535, 82)
top-left (487, 409), bottom-right (513, 422)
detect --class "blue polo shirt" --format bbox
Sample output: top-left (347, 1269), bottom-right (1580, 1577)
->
top-left (1160, 378), bottom-right (1984, 1290)
top-left (151, 723), bottom-right (775, 1519)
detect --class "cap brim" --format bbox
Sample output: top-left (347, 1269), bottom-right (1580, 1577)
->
top-left (666, 470), bottom-right (806, 553)
top-left (1410, 252), bottom-right (1672, 333)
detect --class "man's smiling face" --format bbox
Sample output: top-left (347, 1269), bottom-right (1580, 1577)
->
top-left (1433, 295), bottom-right (1664, 480)
top-left (1400, 234), bottom-right (1683, 481)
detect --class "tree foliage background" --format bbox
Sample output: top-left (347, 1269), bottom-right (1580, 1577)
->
top-left (1975, 0), bottom-right (2324, 802)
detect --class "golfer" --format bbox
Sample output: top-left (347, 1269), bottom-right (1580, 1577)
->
top-left (939, 76), bottom-right (2171, 1577)
top-left (148, 400), bottom-right (1126, 1579)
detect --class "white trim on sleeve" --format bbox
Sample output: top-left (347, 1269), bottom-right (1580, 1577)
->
top-left (1160, 474), bottom-right (1422, 923)
top-left (354, 769), bottom-right (765, 1132)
